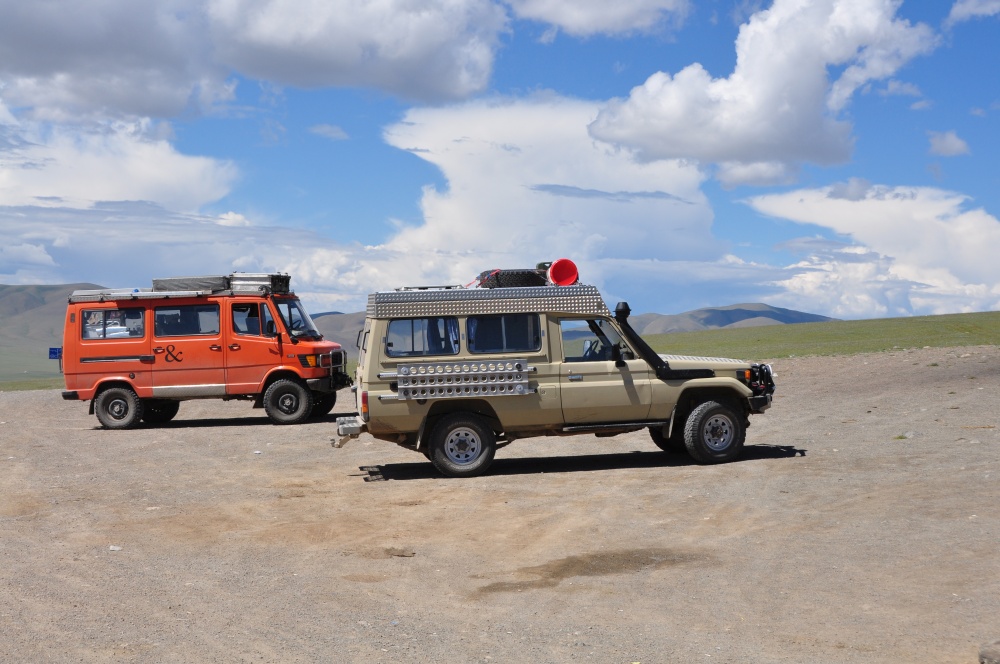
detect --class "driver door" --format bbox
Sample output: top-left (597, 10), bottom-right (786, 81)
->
top-left (557, 317), bottom-right (652, 424)
top-left (225, 300), bottom-right (281, 394)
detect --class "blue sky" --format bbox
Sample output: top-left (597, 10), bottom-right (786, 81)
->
top-left (1, 0), bottom-right (998, 319)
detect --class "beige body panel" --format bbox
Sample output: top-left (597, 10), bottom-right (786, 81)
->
top-left (355, 306), bottom-right (762, 440)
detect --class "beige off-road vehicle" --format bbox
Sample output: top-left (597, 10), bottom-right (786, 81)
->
top-left (336, 262), bottom-right (775, 477)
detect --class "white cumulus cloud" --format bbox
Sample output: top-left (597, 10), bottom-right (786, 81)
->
top-left (0, 0), bottom-right (512, 123)
top-left (928, 130), bottom-right (970, 156)
top-left (0, 120), bottom-right (237, 211)
top-left (505, 0), bottom-right (689, 36)
top-left (377, 96), bottom-right (713, 281)
top-left (946, 0), bottom-right (1000, 26)
top-left (207, 0), bottom-right (508, 101)
top-left (589, 0), bottom-right (937, 185)
top-left (748, 182), bottom-right (1000, 316)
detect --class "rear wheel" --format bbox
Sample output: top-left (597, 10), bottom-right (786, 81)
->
top-left (142, 399), bottom-right (180, 424)
top-left (95, 387), bottom-right (143, 430)
top-left (310, 392), bottom-right (337, 418)
top-left (429, 413), bottom-right (497, 478)
top-left (263, 379), bottom-right (314, 425)
top-left (683, 400), bottom-right (745, 464)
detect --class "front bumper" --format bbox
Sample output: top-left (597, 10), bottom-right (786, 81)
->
top-left (307, 371), bottom-right (353, 393)
top-left (748, 394), bottom-right (772, 413)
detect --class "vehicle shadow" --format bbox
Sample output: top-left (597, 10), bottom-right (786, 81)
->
top-left (359, 443), bottom-right (806, 481)
top-left (122, 416), bottom-right (273, 430)
top-left (102, 410), bottom-right (357, 430)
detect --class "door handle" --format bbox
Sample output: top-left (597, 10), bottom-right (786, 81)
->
top-left (228, 344), bottom-right (241, 350)
top-left (153, 347), bottom-right (165, 353)
top-left (209, 345), bottom-right (223, 351)
top-left (568, 373), bottom-right (583, 382)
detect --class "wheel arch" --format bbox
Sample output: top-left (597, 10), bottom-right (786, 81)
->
top-left (89, 379), bottom-right (140, 414)
top-left (417, 399), bottom-right (502, 451)
top-left (253, 369), bottom-right (306, 406)
top-left (672, 383), bottom-right (751, 430)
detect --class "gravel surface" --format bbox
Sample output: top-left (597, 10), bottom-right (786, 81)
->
top-left (2, 345), bottom-right (998, 663)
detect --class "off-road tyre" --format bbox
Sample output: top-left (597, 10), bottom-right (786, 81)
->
top-left (649, 425), bottom-right (686, 454)
top-left (310, 392), bottom-right (337, 418)
top-left (683, 400), bottom-right (745, 464)
top-left (142, 399), bottom-right (180, 425)
top-left (95, 387), bottom-right (144, 430)
top-left (428, 413), bottom-right (497, 478)
top-left (263, 378), bottom-right (314, 425)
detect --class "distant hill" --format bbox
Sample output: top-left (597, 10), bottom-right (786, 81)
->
top-left (630, 303), bottom-right (834, 335)
top-left (313, 302), bottom-right (836, 361)
top-left (0, 283), bottom-right (101, 382)
top-left (0, 282), bottom-right (834, 383)
top-left (313, 311), bottom-right (367, 357)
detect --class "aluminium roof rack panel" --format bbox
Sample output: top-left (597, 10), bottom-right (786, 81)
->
top-left (150, 273), bottom-right (291, 295)
top-left (367, 284), bottom-right (610, 318)
top-left (230, 273), bottom-right (291, 294)
top-left (67, 288), bottom-right (209, 303)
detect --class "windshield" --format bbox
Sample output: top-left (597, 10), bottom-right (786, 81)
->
top-left (273, 297), bottom-right (322, 339)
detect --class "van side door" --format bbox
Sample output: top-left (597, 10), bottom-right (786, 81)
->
top-left (151, 301), bottom-right (226, 397)
top-left (225, 300), bottom-right (282, 394)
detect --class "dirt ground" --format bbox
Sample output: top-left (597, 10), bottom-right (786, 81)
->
top-left (1, 345), bottom-right (998, 663)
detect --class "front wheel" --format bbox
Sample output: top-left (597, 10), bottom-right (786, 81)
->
top-left (263, 379), bottom-right (314, 425)
top-left (683, 400), bottom-right (746, 464)
top-left (429, 413), bottom-right (497, 478)
top-left (95, 387), bottom-right (143, 429)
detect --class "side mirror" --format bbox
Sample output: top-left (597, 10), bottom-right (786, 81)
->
top-left (611, 345), bottom-right (627, 367)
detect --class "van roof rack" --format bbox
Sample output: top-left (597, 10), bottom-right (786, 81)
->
top-left (68, 273), bottom-right (292, 303)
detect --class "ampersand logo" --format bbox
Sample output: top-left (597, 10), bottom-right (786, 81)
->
top-left (165, 345), bottom-right (183, 362)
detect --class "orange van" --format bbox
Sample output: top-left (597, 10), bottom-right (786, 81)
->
top-left (61, 273), bottom-right (350, 428)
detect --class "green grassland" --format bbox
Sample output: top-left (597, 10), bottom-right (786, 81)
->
top-left (646, 310), bottom-right (1000, 360)
top-left (0, 347), bottom-right (64, 390)
top-left (2, 311), bottom-right (997, 392)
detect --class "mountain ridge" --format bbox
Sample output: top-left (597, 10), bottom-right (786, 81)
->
top-left (0, 282), bottom-right (832, 380)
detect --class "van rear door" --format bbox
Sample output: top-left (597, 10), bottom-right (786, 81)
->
top-left (67, 305), bottom-right (152, 397)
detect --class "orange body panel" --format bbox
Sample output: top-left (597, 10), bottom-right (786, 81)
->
top-left (62, 294), bottom-right (341, 401)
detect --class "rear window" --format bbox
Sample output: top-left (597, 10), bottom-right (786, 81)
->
top-left (154, 304), bottom-right (220, 337)
top-left (81, 308), bottom-right (144, 340)
top-left (386, 317), bottom-right (460, 357)
top-left (468, 314), bottom-right (541, 354)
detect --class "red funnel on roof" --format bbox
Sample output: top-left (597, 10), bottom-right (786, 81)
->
top-left (547, 258), bottom-right (579, 286)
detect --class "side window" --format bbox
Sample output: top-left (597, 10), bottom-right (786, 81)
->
top-left (232, 303), bottom-right (262, 336)
top-left (560, 318), bottom-right (630, 362)
top-left (468, 314), bottom-right (541, 354)
top-left (385, 318), bottom-right (459, 357)
top-left (81, 308), bottom-right (144, 339)
top-left (154, 304), bottom-right (220, 337)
